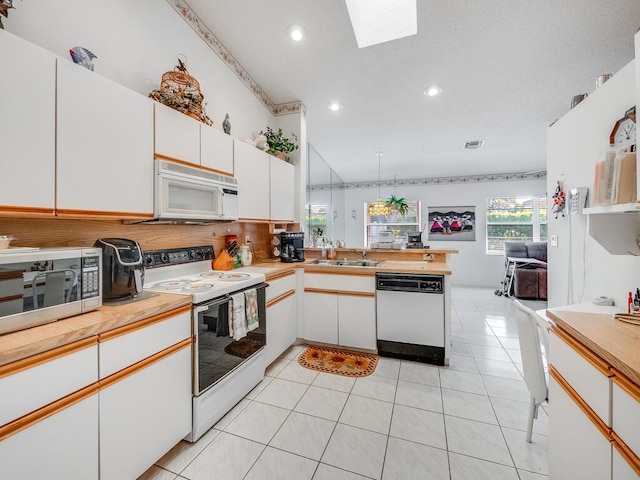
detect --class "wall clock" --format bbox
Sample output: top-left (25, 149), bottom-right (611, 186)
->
top-left (610, 108), bottom-right (636, 146)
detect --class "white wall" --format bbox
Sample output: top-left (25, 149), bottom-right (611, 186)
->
top-left (343, 178), bottom-right (547, 287)
top-left (6, 0), bottom-right (273, 140)
top-left (547, 59), bottom-right (639, 308)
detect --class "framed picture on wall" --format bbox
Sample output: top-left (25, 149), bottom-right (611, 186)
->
top-left (427, 206), bottom-right (476, 241)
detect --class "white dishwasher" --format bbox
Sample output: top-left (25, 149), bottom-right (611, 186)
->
top-left (376, 273), bottom-right (445, 365)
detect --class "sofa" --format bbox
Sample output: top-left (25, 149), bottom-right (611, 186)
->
top-left (504, 241), bottom-right (548, 300)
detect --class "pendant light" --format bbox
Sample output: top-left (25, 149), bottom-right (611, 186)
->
top-left (368, 151), bottom-right (391, 216)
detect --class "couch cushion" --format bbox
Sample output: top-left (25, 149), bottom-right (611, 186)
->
top-left (526, 242), bottom-right (547, 263)
top-left (504, 241), bottom-right (528, 259)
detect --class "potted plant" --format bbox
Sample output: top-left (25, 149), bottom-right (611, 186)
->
top-left (385, 194), bottom-right (408, 216)
top-left (260, 126), bottom-right (299, 161)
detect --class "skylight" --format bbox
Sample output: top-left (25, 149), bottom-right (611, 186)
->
top-left (345, 0), bottom-right (417, 48)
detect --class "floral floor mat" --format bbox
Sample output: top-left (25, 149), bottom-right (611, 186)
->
top-left (298, 345), bottom-right (378, 377)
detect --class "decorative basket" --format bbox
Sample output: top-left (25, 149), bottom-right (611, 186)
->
top-left (149, 60), bottom-right (213, 126)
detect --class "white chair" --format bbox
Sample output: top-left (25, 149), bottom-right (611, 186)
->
top-left (514, 300), bottom-right (548, 442)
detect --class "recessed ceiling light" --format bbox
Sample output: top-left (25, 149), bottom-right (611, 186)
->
top-left (465, 140), bottom-right (485, 149)
top-left (424, 85), bottom-right (442, 97)
top-left (287, 25), bottom-right (306, 42)
top-left (328, 101), bottom-right (343, 111)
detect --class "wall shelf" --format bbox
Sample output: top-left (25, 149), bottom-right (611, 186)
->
top-left (584, 202), bottom-right (639, 215)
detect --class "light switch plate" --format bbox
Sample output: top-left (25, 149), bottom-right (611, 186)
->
top-left (550, 234), bottom-right (558, 247)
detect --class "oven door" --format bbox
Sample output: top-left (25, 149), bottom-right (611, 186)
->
top-left (193, 283), bottom-right (267, 395)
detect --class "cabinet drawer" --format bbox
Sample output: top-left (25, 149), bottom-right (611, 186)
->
top-left (98, 307), bottom-right (191, 379)
top-left (304, 273), bottom-right (375, 293)
top-left (613, 373), bottom-right (640, 459)
top-left (266, 272), bottom-right (296, 302)
top-left (0, 338), bottom-right (98, 426)
top-left (549, 328), bottom-right (612, 426)
top-left (0, 390), bottom-right (98, 480)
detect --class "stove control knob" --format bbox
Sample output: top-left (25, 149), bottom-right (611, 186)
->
top-left (189, 249), bottom-right (196, 259)
top-left (144, 254), bottom-right (154, 266)
top-left (160, 253), bottom-right (169, 263)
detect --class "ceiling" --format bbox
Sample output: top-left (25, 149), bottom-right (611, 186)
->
top-left (185, 0), bottom-right (640, 183)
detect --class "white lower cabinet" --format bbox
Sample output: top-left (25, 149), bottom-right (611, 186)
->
top-left (304, 291), bottom-right (339, 345)
top-left (265, 291), bottom-right (297, 366)
top-left (338, 294), bottom-right (376, 350)
top-left (0, 391), bottom-right (99, 480)
top-left (303, 289), bottom-right (376, 350)
top-left (99, 345), bottom-right (191, 480)
top-left (549, 374), bottom-right (612, 480)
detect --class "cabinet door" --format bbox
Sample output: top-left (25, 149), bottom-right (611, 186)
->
top-left (154, 102), bottom-right (200, 166)
top-left (549, 375), bottom-right (612, 480)
top-left (233, 139), bottom-right (270, 220)
top-left (201, 124), bottom-right (233, 175)
top-left (56, 60), bottom-right (154, 218)
top-left (338, 294), bottom-right (376, 350)
top-left (99, 345), bottom-right (191, 480)
top-left (303, 292), bottom-right (338, 345)
top-left (0, 392), bottom-right (99, 480)
top-left (270, 156), bottom-right (295, 222)
top-left (0, 30), bottom-right (55, 215)
top-left (266, 291), bottom-right (297, 366)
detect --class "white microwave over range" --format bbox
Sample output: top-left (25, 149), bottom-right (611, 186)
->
top-left (152, 160), bottom-right (238, 223)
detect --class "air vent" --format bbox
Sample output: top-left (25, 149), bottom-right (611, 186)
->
top-left (464, 140), bottom-right (485, 150)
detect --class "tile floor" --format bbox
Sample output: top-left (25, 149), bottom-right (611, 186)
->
top-left (140, 287), bottom-right (549, 480)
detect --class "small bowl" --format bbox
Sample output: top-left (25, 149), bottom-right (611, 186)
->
top-left (0, 235), bottom-right (14, 250)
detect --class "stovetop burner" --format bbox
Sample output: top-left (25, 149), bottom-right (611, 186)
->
top-left (153, 280), bottom-right (191, 290)
top-left (219, 273), bottom-right (251, 281)
top-left (183, 283), bottom-right (214, 292)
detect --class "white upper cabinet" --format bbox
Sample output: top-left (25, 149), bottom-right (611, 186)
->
top-left (0, 30), bottom-right (56, 215)
top-left (56, 60), bottom-right (154, 218)
top-left (201, 123), bottom-right (234, 175)
top-left (154, 103), bottom-right (200, 166)
top-left (233, 139), bottom-right (270, 220)
top-left (154, 103), bottom-right (234, 175)
top-left (269, 157), bottom-right (295, 222)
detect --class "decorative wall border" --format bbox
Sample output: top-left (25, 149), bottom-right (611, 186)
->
top-left (167, 0), bottom-right (305, 117)
top-left (310, 171), bottom-right (547, 191)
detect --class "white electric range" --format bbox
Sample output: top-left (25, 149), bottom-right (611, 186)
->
top-left (143, 245), bottom-right (268, 442)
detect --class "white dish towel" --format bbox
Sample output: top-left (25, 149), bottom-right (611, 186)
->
top-left (245, 288), bottom-right (259, 332)
top-left (230, 292), bottom-right (247, 341)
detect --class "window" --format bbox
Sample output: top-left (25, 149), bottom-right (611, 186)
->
top-left (486, 196), bottom-right (547, 254)
top-left (306, 203), bottom-right (327, 241)
top-left (365, 201), bottom-right (421, 247)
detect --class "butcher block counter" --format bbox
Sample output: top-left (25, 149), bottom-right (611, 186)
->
top-left (547, 307), bottom-right (640, 386)
top-left (248, 247), bottom-right (457, 278)
top-left (0, 292), bottom-right (191, 367)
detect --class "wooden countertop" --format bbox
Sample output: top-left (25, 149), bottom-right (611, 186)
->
top-left (547, 307), bottom-right (640, 386)
top-left (0, 292), bottom-right (191, 367)
top-left (250, 259), bottom-right (452, 276)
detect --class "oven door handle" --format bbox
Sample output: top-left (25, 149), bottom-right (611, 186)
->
top-left (194, 296), bottom-right (230, 314)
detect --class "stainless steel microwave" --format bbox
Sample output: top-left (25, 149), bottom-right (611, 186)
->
top-left (0, 247), bottom-right (102, 336)
top-left (148, 160), bottom-right (238, 224)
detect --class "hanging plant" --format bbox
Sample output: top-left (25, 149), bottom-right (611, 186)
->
top-left (385, 194), bottom-right (408, 216)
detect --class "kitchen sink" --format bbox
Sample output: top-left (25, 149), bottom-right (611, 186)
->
top-left (311, 259), bottom-right (380, 267)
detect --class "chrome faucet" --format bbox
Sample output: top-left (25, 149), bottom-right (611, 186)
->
top-left (351, 248), bottom-right (367, 260)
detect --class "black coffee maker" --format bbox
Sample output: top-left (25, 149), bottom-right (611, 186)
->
top-left (280, 232), bottom-right (305, 263)
top-left (94, 238), bottom-right (145, 301)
